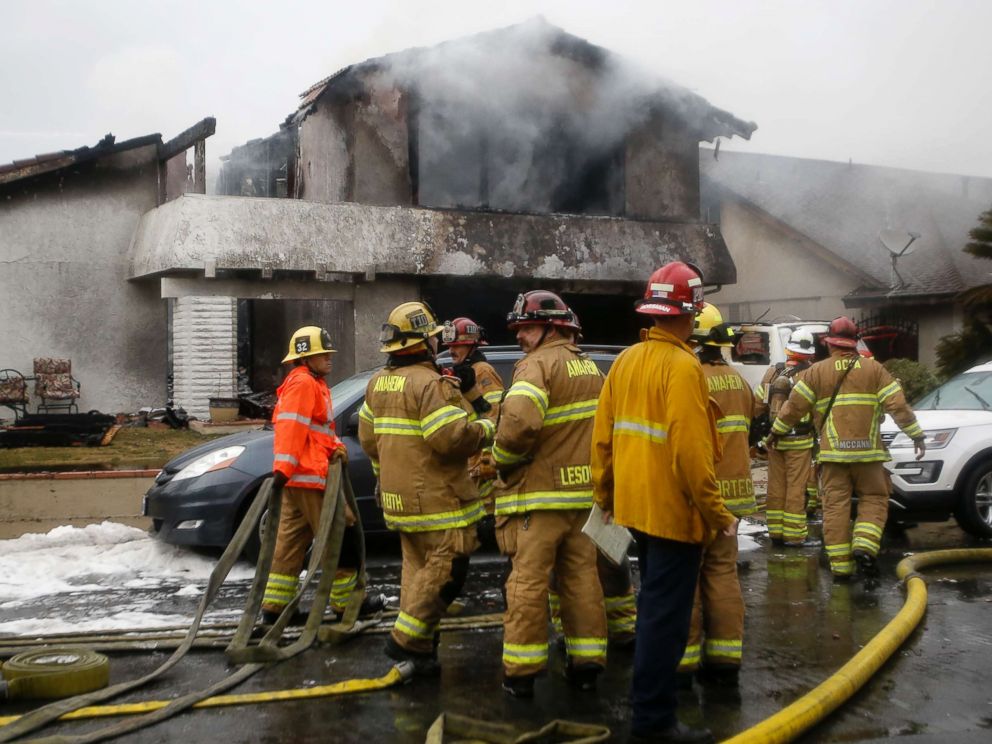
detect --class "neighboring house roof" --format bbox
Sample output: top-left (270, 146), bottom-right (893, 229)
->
top-left (701, 150), bottom-right (992, 304)
top-left (0, 133), bottom-right (162, 186)
top-left (0, 118), bottom-right (215, 188)
top-left (296, 17), bottom-right (756, 143)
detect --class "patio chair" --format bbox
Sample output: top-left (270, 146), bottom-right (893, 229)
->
top-left (0, 369), bottom-right (30, 420)
top-left (33, 357), bottom-right (81, 414)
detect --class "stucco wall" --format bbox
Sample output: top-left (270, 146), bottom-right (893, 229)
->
top-left (712, 200), bottom-right (856, 323)
top-left (625, 114), bottom-right (700, 222)
top-left (0, 148), bottom-right (166, 414)
top-left (354, 277), bottom-right (422, 373)
top-left (298, 103), bottom-right (350, 203)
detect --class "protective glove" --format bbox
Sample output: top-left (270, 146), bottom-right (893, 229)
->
top-left (331, 446), bottom-right (349, 465)
top-left (271, 471), bottom-right (289, 489)
top-left (471, 396), bottom-right (492, 415)
top-left (453, 363), bottom-right (477, 393)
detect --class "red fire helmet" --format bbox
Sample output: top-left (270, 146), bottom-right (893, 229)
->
top-left (635, 261), bottom-right (705, 316)
top-left (506, 290), bottom-right (581, 332)
top-left (825, 316), bottom-right (859, 349)
top-left (441, 317), bottom-right (488, 347)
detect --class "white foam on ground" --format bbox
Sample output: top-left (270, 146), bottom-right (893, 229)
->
top-left (0, 521), bottom-right (254, 604)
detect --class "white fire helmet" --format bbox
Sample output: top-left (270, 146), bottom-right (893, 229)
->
top-left (785, 327), bottom-right (817, 356)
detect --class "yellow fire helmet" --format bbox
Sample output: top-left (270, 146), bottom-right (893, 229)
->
top-left (690, 303), bottom-right (735, 347)
top-left (379, 301), bottom-right (443, 353)
top-left (282, 326), bottom-right (337, 363)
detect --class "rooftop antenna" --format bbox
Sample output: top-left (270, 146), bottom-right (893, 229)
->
top-left (878, 229), bottom-right (920, 289)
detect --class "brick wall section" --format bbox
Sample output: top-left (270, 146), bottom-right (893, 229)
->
top-left (172, 296), bottom-right (237, 420)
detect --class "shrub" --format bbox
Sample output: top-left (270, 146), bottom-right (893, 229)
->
top-left (883, 358), bottom-right (939, 403)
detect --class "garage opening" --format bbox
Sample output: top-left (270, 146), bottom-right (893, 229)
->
top-left (237, 299), bottom-right (355, 394)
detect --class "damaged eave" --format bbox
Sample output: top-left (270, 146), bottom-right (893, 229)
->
top-left (128, 195), bottom-right (736, 286)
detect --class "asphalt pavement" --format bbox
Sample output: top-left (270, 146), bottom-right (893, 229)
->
top-left (3, 521), bottom-right (991, 743)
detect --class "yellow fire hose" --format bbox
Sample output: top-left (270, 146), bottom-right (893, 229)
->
top-left (0, 664), bottom-right (409, 728)
top-left (723, 547), bottom-right (992, 744)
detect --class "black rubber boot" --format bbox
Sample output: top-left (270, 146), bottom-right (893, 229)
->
top-left (563, 662), bottom-right (601, 692)
top-left (384, 636), bottom-right (441, 677)
top-left (260, 608), bottom-right (309, 627)
top-left (502, 673), bottom-right (536, 698)
top-left (628, 720), bottom-right (715, 743)
top-left (854, 550), bottom-right (880, 579)
top-left (696, 665), bottom-right (739, 688)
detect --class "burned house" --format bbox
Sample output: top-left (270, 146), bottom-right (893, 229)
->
top-left (702, 150), bottom-right (992, 366)
top-left (130, 20), bottom-right (755, 417)
top-left (0, 120), bottom-right (215, 413)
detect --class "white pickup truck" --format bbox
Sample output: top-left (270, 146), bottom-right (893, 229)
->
top-left (726, 321), bottom-right (832, 391)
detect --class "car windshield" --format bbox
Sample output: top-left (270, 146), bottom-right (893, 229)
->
top-left (914, 370), bottom-right (992, 411)
top-left (330, 370), bottom-right (376, 412)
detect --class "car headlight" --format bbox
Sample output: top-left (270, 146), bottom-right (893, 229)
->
top-left (172, 446), bottom-right (246, 481)
top-left (889, 429), bottom-right (956, 450)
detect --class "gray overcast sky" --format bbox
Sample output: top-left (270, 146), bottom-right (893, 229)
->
top-left (3, 0), bottom-right (991, 183)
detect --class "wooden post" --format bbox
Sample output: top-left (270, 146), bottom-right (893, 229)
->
top-left (194, 139), bottom-right (206, 194)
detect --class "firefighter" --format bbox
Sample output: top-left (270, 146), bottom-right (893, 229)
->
top-left (493, 290), bottom-right (607, 699)
top-left (261, 326), bottom-right (382, 625)
top-left (754, 327), bottom-right (818, 546)
top-left (441, 317), bottom-right (504, 511)
top-left (549, 553), bottom-right (637, 649)
top-left (677, 302), bottom-right (754, 688)
top-left (591, 262), bottom-right (736, 744)
top-left (358, 301), bottom-right (495, 675)
top-left (769, 316), bottom-right (926, 581)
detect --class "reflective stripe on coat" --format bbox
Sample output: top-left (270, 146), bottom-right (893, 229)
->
top-left (591, 327), bottom-right (735, 543)
top-left (492, 339), bottom-right (603, 516)
top-left (271, 365), bottom-right (344, 490)
top-left (358, 361), bottom-right (491, 532)
top-left (772, 351), bottom-right (923, 463)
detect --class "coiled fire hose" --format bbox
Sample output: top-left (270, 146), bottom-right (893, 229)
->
top-left (0, 651), bottom-right (109, 702)
top-left (723, 547), bottom-right (992, 744)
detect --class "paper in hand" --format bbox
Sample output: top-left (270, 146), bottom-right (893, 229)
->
top-left (582, 503), bottom-right (633, 566)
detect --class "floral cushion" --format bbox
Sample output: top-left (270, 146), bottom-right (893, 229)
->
top-left (37, 373), bottom-right (79, 400)
top-left (0, 376), bottom-right (29, 404)
top-left (34, 358), bottom-right (71, 375)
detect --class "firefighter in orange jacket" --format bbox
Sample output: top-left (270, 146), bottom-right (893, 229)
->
top-left (591, 263), bottom-right (736, 744)
top-left (678, 302), bottom-right (754, 688)
top-left (754, 327), bottom-right (818, 546)
top-left (358, 302), bottom-right (495, 675)
top-left (493, 290), bottom-right (607, 699)
top-left (441, 317), bottom-right (504, 508)
top-left (770, 317), bottom-right (925, 580)
top-left (261, 326), bottom-right (378, 624)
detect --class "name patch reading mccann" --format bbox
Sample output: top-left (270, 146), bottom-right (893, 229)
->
top-left (707, 374), bottom-right (746, 393)
top-left (374, 375), bottom-right (407, 393)
top-left (380, 491), bottom-right (404, 511)
top-left (566, 359), bottom-right (600, 379)
top-left (559, 465), bottom-right (592, 486)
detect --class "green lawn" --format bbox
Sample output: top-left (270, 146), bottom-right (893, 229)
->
top-left (0, 428), bottom-right (227, 472)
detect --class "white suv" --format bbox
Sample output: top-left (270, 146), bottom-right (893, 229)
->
top-left (882, 361), bottom-right (992, 538)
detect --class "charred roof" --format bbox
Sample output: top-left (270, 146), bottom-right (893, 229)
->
top-left (296, 18), bottom-right (756, 144)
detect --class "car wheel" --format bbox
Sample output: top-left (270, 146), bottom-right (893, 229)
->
top-left (953, 461), bottom-right (992, 539)
top-left (242, 505), bottom-right (270, 564)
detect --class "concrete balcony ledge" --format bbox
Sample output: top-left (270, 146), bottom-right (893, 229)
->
top-left (128, 194), bottom-right (735, 285)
